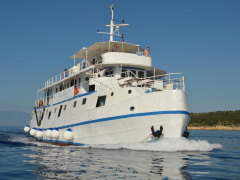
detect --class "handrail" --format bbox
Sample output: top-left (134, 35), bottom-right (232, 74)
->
top-left (92, 71), bottom-right (185, 92)
top-left (36, 71), bottom-right (185, 108)
top-left (90, 70), bottom-right (185, 93)
top-left (44, 60), bottom-right (91, 88)
top-left (35, 80), bottom-right (90, 107)
top-left (91, 78), bottom-right (112, 90)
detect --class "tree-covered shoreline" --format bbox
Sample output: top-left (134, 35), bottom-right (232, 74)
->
top-left (189, 110), bottom-right (240, 127)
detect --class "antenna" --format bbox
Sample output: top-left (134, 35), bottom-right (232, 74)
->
top-left (97, 5), bottom-right (129, 41)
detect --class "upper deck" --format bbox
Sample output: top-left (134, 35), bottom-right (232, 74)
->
top-left (43, 41), bottom-right (157, 90)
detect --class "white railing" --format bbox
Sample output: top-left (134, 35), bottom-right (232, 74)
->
top-left (90, 71), bottom-right (185, 92)
top-left (44, 60), bottom-right (91, 88)
top-left (35, 80), bottom-right (91, 108)
top-left (36, 71), bottom-right (185, 108)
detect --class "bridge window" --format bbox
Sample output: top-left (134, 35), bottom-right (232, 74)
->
top-left (138, 71), bottom-right (144, 78)
top-left (121, 69), bottom-right (127, 77)
top-left (129, 70), bottom-right (136, 77)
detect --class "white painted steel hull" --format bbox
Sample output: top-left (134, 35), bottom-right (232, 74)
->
top-left (30, 89), bottom-right (190, 145)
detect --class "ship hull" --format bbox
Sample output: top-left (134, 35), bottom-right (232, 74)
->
top-left (30, 89), bottom-right (190, 145)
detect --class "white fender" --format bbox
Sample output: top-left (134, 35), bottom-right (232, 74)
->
top-left (63, 129), bottom-right (74, 141)
top-left (24, 125), bottom-right (30, 132)
top-left (51, 128), bottom-right (60, 139)
top-left (36, 129), bottom-right (44, 138)
top-left (30, 128), bottom-right (37, 136)
top-left (46, 128), bottom-right (52, 139)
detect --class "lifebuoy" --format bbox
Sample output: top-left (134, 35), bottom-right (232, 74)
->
top-left (40, 100), bottom-right (43, 106)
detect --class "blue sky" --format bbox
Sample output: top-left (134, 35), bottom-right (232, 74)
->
top-left (0, 0), bottom-right (239, 113)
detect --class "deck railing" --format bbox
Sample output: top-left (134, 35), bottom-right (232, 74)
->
top-left (36, 71), bottom-right (185, 108)
top-left (35, 81), bottom-right (90, 108)
top-left (44, 60), bottom-right (91, 88)
top-left (92, 71), bottom-right (185, 92)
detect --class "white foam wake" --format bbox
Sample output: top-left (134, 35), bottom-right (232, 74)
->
top-left (83, 137), bottom-right (223, 152)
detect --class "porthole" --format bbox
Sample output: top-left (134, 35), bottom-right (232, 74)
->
top-left (111, 92), bottom-right (114, 96)
top-left (130, 106), bottom-right (135, 111)
top-left (128, 90), bottom-right (132, 94)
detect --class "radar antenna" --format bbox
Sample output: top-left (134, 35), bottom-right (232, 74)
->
top-left (97, 5), bottom-right (129, 41)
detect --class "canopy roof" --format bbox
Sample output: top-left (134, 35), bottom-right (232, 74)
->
top-left (70, 41), bottom-right (144, 59)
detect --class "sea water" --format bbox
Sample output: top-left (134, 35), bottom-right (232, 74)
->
top-left (0, 126), bottom-right (239, 179)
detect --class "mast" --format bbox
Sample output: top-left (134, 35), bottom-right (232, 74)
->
top-left (97, 5), bottom-right (129, 42)
top-left (110, 5), bottom-right (114, 41)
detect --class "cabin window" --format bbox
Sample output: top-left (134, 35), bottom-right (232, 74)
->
top-left (79, 78), bottom-right (81, 84)
top-left (67, 83), bottom-right (69, 88)
top-left (96, 96), bottom-right (106, 107)
top-left (82, 98), bottom-right (87, 105)
top-left (75, 79), bottom-right (77, 85)
top-left (56, 88), bottom-right (58, 93)
top-left (89, 85), bottom-right (95, 92)
top-left (58, 105), bottom-right (63, 117)
top-left (48, 111), bottom-right (51, 119)
top-left (105, 68), bottom-right (113, 76)
top-left (121, 69), bottom-right (128, 77)
top-left (64, 105), bottom-right (67, 111)
top-left (73, 101), bottom-right (77, 108)
top-left (138, 71), bottom-right (144, 78)
top-left (71, 79), bottom-right (74, 87)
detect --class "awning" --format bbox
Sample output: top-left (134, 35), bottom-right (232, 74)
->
top-left (70, 41), bottom-right (144, 59)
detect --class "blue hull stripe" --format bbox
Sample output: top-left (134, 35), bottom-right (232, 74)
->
top-left (41, 110), bottom-right (190, 130)
top-left (53, 91), bottom-right (96, 106)
top-left (35, 91), bottom-right (96, 110)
